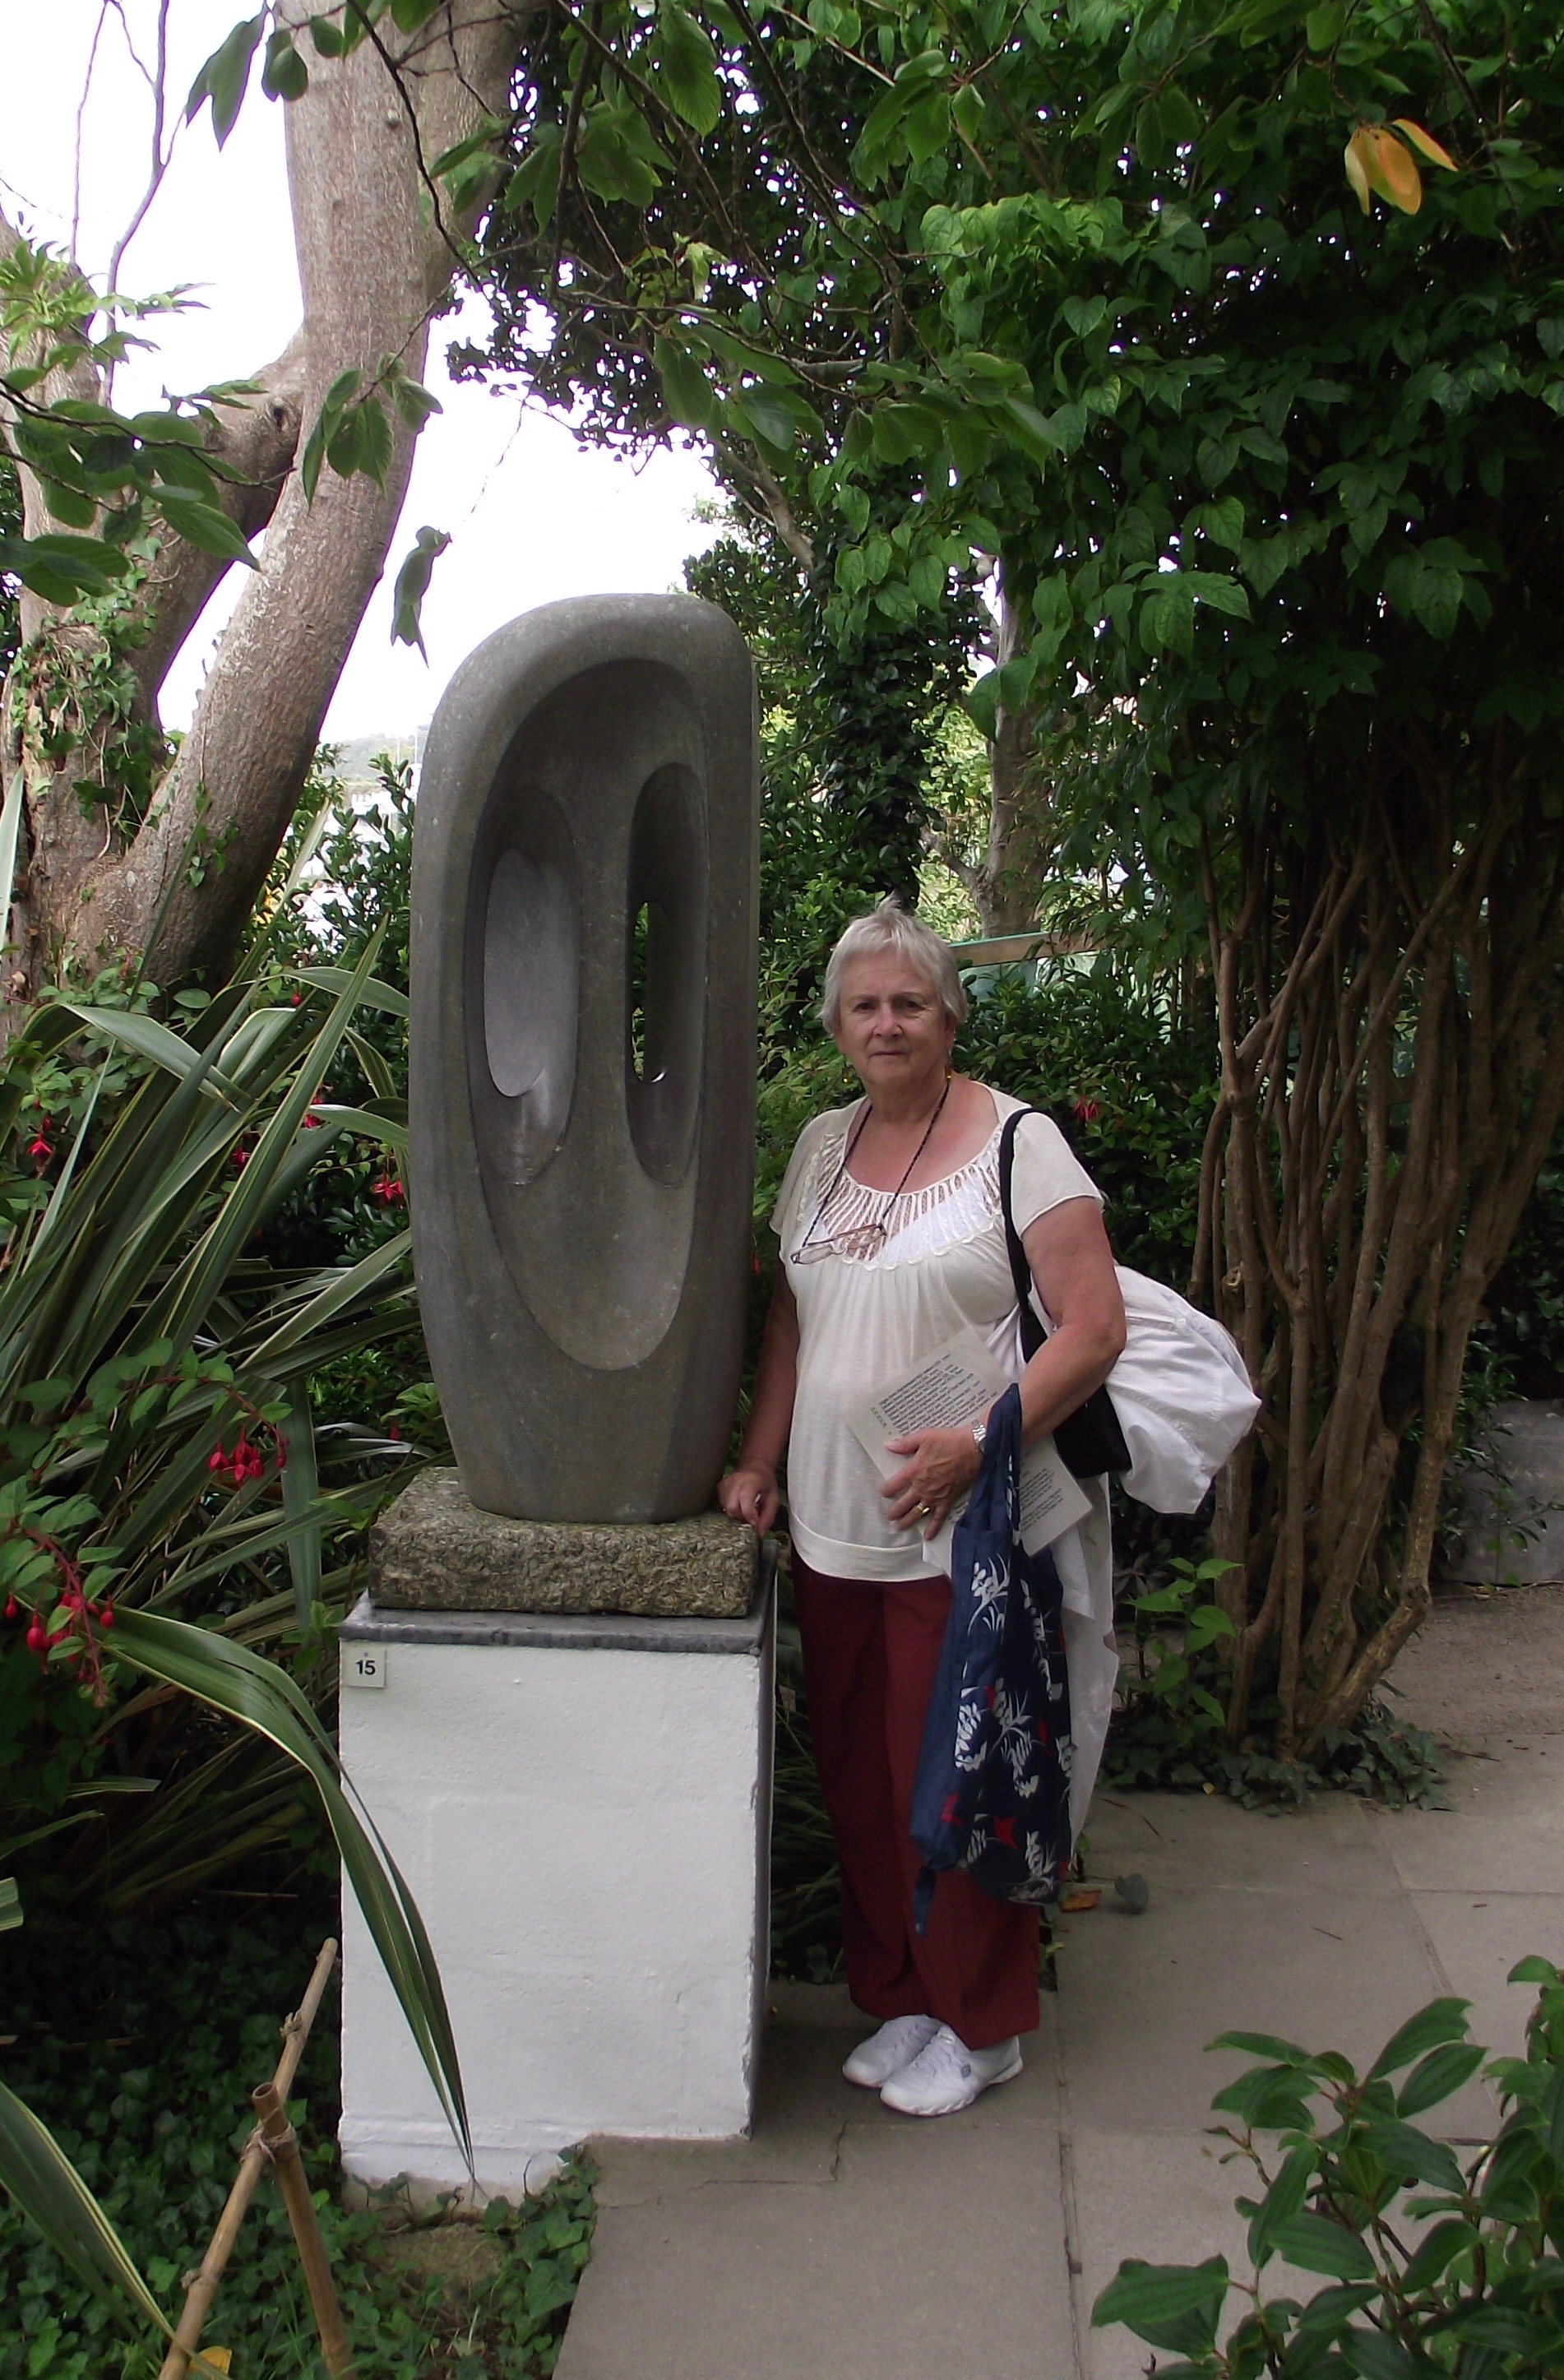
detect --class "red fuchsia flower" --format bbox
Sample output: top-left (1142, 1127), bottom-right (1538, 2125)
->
top-left (369, 1174), bottom-right (404, 1206)
top-left (27, 1115), bottom-right (53, 1170)
top-left (231, 1142), bottom-right (251, 1169)
top-left (386, 1422), bottom-right (402, 1442)
top-left (25, 1618), bottom-right (46, 1652)
top-left (3, 1596), bottom-right (16, 1621)
top-left (208, 1434), bottom-right (266, 1489)
top-left (1072, 1099), bottom-right (1101, 1126)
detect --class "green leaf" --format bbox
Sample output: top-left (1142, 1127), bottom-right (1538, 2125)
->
top-left (0, 1877), bottom-right (19, 1933)
top-left (108, 1607), bottom-right (470, 2163)
top-left (1366, 1997), bottom-right (1470, 2081)
top-left (185, 14), bottom-right (264, 147)
top-left (152, 489), bottom-right (257, 567)
top-left (729, 388), bottom-right (798, 451)
top-left (1340, 2327), bottom-right (1418, 2380)
top-left (1247, 2142), bottom-right (1312, 2266)
top-left (1270, 2213), bottom-right (1377, 2281)
top-left (575, 107), bottom-right (664, 208)
top-left (261, 29), bottom-right (309, 101)
top-left (279, 1379), bottom-right (321, 1629)
top-left (390, 526), bottom-right (451, 660)
top-left (56, 1007), bottom-right (245, 1104)
top-left (1399, 2216), bottom-right (1476, 2290)
top-left (654, 3), bottom-right (723, 136)
top-left (1396, 2040), bottom-right (1485, 2117)
top-left (0, 533), bottom-right (131, 604)
top-left (1191, 495), bottom-right (1245, 552)
top-left (0, 2077), bottom-right (227, 2371)
top-left (289, 966), bottom-right (410, 1019)
top-left (1356, 2119), bottom-right (1465, 2195)
top-left (391, 375), bottom-right (442, 432)
top-left (1090, 2257), bottom-right (1229, 2356)
top-left (654, 336), bottom-right (716, 430)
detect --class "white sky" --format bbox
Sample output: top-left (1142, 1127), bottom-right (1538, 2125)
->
top-left (0, 0), bottom-right (720, 740)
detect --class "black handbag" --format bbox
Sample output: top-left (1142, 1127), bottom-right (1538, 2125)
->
top-left (998, 1109), bottom-right (1131, 1479)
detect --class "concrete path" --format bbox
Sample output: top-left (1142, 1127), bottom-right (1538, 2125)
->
top-left (557, 1588), bottom-right (1564, 2380)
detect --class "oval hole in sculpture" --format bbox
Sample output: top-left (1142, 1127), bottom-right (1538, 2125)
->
top-left (484, 846), bottom-right (574, 1097)
top-left (626, 764), bottom-right (706, 1183)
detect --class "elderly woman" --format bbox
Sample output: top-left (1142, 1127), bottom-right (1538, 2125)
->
top-left (719, 901), bottom-right (1125, 2118)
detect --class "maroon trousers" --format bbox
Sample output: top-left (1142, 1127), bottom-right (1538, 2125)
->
top-left (791, 1553), bottom-right (1039, 2050)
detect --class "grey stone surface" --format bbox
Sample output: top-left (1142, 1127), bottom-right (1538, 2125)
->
top-left (558, 1992), bottom-right (1075, 2380)
top-left (553, 1599), bottom-right (1564, 2379)
top-left (368, 1468), bottom-right (759, 1617)
top-left (409, 594), bottom-right (759, 1524)
top-left (1446, 1399), bottom-right (1564, 1583)
top-left (340, 1578), bottom-right (773, 1657)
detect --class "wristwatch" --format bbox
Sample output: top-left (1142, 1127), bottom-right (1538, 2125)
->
top-left (970, 1419), bottom-right (988, 1453)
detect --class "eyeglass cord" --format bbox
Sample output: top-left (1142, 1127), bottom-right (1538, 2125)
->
top-left (794, 1076), bottom-right (953, 1263)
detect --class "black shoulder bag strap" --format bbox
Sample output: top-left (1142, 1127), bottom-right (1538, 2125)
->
top-left (999, 1107), bottom-right (1131, 1480)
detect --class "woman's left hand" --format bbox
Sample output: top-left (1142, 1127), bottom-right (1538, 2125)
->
top-left (880, 1425), bottom-right (983, 1539)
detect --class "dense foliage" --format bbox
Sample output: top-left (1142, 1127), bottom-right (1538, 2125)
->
top-left (465, 0), bottom-right (1564, 1758)
top-left (1095, 1957), bottom-right (1564, 2377)
top-left (0, 1896), bottom-right (593, 2380)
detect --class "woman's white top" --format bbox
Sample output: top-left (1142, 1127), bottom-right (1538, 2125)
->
top-left (771, 1086), bottom-right (1101, 1582)
top-left (772, 1081), bottom-right (1120, 1839)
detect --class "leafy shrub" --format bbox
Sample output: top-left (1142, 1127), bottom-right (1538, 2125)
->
top-left (0, 955), bottom-right (414, 1905)
top-left (955, 958), bottom-right (1219, 1287)
top-left (0, 1891), bottom-right (593, 2378)
top-left (1474, 1141), bottom-right (1564, 1401)
top-left (1094, 1958), bottom-right (1564, 2377)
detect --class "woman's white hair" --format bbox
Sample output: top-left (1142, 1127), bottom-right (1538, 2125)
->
top-left (820, 897), bottom-right (968, 1035)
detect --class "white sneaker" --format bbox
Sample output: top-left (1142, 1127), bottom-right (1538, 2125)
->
top-left (841, 2013), bottom-right (940, 2090)
top-left (878, 2024), bottom-right (1022, 2117)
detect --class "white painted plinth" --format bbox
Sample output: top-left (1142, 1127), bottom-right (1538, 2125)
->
top-left (336, 1585), bottom-right (774, 2197)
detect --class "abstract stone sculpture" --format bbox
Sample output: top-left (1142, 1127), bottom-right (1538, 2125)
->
top-left (409, 594), bottom-right (758, 1522)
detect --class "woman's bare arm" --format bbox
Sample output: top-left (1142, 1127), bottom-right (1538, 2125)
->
top-left (1014, 1196), bottom-right (1127, 1444)
top-left (716, 1272), bottom-right (800, 1534)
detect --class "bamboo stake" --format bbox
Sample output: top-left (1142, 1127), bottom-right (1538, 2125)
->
top-left (157, 1937), bottom-right (339, 2380)
top-left (252, 2080), bottom-right (358, 2378)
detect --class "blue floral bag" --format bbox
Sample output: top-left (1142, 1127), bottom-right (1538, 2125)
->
top-left (908, 1384), bottom-right (1074, 1930)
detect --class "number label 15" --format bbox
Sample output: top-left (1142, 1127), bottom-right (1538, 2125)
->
top-left (346, 1647), bottom-right (387, 1690)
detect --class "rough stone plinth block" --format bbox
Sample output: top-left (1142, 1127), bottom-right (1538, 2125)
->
top-left (368, 1468), bottom-right (759, 1617)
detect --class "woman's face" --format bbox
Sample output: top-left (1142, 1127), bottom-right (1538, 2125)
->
top-left (832, 952), bottom-right (955, 1095)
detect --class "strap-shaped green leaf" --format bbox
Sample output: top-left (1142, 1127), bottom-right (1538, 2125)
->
top-left (0, 2077), bottom-right (226, 2375)
top-left (108, 1607), bottom-right (470, 2164)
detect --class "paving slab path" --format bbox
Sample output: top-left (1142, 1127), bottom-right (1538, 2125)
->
top-left (556, 1586), bottom-right (1564, 2380)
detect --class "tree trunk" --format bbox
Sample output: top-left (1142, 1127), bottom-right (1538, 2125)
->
top-left (2, 1), bottom-right (531, 1011)
top-left (960, 586), bottom-right (1053, 936)
top-left (1192, 750), bottom-right (1564, 1757)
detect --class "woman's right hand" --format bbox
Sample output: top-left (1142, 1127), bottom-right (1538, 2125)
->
top-left (718, 1461), bottom-right (780, 1536)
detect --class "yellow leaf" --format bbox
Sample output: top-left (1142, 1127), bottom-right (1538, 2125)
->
top-left (1060, 1886), bottom-right (1101, 1913)
top-left (1344, 129), bottom-right (1372, 215)
top-left (1365, 124), bottom-right (1423, 215)
top-left (1393, 118), bottom-right (1459, 172)
top-left (196, 2356), bottom-right (231, 2376)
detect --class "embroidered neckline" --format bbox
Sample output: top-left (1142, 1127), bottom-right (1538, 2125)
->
top-left (797, 1110), bottom-right (1006, 1267)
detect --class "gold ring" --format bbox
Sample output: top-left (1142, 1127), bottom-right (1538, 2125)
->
top-left (916, 1502), bottom-right (932, 1518)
